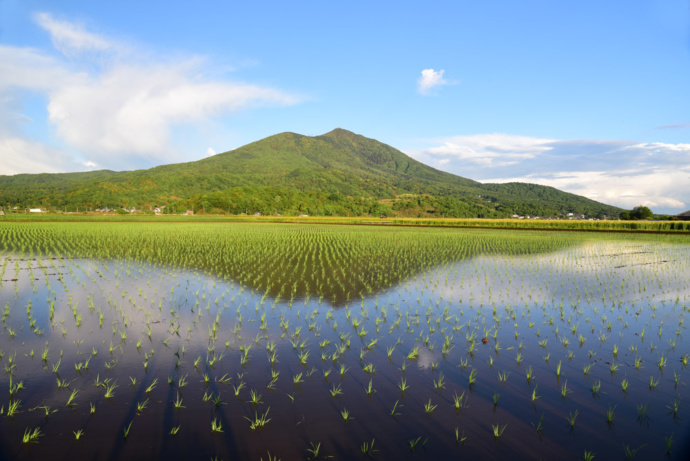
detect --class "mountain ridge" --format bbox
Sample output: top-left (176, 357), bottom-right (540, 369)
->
top-left (0, 129), bottom-right (621, 218)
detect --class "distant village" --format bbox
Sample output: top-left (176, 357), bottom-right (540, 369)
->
top-left (2, 205), bottom-right (689, 220)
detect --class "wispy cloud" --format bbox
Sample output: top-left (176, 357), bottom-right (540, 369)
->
top-left (0, 12), bottom-right (301, 175)
top-left (411, 135), bottom-right (690, 213)
top-left (417, 68), bottom-right (448, 95)
top-left (656, 122), bottom-right (690, 130)
top-left (34, 12), bottom-right (120, 56)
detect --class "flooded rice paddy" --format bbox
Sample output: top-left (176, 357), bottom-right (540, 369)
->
top-left (0, 222), bottom-right (689, 460)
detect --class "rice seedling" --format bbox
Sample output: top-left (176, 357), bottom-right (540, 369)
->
top-left (531, 386), bottom-right (540, 403)
top-left (492, 424), bottom-right (507, 439)
top-left (591, 380), bottom-right (601, 396)
top-left (360, 438), bottom-right (377, 457)
top-left (22, 427), bottom-right (42, 444)
top-left (649, 376), bottom-right (659, 391)
top-left (468, 368), bottom-right (477, 387)
top-left (211, 418), bottom-right (223, 433)
top-left (169, 425), bottom-right (180, 436)
top-left (330, 383), bottom-right (343, 397)
top-left (123, 421), bottom-right (133, 439)
top-left (390, 400), bottom-right (403, 417)
top-left (66, 389), bottom-right (79, 407)
top-left (667, 396), bottom-right (681, 417)
top-left (424, 399), bottom-right (437, 414)
top-left (566, 409), bottom-right (578, 429)
top-left (606, 405), bottom-right (616, 425)
top-left (398, 378), bottom-right (409, 393)
top-left (245, 408), bottom-right (271, 430)
top-left (433, 372), bottom-right (446, 390)
top-left (340, 407), bottom-right (353, 422)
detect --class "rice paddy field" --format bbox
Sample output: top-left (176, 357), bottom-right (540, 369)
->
top-left (0, 222), bottom-right (689, 460)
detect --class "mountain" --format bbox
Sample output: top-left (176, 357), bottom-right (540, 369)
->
top-left (0, 128), bottom-right (620, 218)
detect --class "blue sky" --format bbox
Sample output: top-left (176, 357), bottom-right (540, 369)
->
top-left (1, 1), bottom-right (689, 213)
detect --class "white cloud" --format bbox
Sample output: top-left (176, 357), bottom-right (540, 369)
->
top-left (0, 12), bottom-right (301, 175)
top-left (34, 12), bottom-right (120, 56)
top-left (82, 161), bottom-right (97, 168)
top-left (417, 68), bottom-right (448, 95)
top-left (46, 62), bottom-right (298, 161)
top-left (425, 133), bottom-right (554, 166)
top-left (207, 147), bottom-right (216, 156)
top-left (0, 137), bottom-right (75, 175)
top-left (412, 135), bottom-right (690, 214)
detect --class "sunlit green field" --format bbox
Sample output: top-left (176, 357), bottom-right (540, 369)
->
top-left (0, 223), bottom-right (688, 460)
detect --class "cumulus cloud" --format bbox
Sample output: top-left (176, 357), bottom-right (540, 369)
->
top-left (207, 147), bottom-right (216, 156)
top-left (412, 135), bottom-right (690, 214)
top-left (0, 12), bottom-right (300, 175)
top-left (417, 68), bottom-right (448, 95)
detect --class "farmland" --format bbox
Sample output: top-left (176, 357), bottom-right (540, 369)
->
top-left (0, 222), bottom-right (689, 460)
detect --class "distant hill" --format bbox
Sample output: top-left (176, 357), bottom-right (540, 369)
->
top-left (0, 128), bottom-right (621, 218)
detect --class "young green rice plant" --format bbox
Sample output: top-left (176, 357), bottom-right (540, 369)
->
top-left (211, 418), bottom-right (223, 433)
top-left (561, 381), bottom-right (570, 399)
top-left (66, 389), bottom-right (79, 407)
top-left (123, 421), bottom-right (133, 439)
top-left (169, 425), bottom-right (180, 436)
top-left (665, 434), bottom-right (673, 455)
top-left (233, 381), bottom-right (246, 398)
top-left (555, 360), bottom-right (562, 378)
top-left (6, 399), bottom-right (21, 417)
top-left (104, 382), bottom-right (118, 399)
top-left (583, 363), bottom-right (594, 376)
top-left (365, 379), bottom-right (376, 396)
top-left (408, 436), bottom-right (426, 453)
top-left (433, 372), bottom-right (446, 390)
top-left (363, 363), bottom-right (375, 374)
top-left (22, 427), bottom-right (42, 444)
top-left (330, 383), bottom-right (343, 398)
top-left (649, 376), bottom-right (659, 391)
top-left (591, 380), bottom-right (601, 396)
top-left (667, 395), bottom-right (681, 417)
top-left (583, 451), bottom-right (595, 461)
top-left (136, 398), bottom-right (149, 412)
top-left (621, 377), bottom-right (629, 393)
top-left (606, 405), bottom-right (615, 425)
top-left (340, 407), bottom-right (353, 423)
top-left (424, 399), bottom-right (437, 415)
top-left (360, 438), bottom-right (377, 457)
top-left (249, 389), bottom-right (263, 406)
top-left (145, 378), bottom-right (158, 394)
top-left (492, 424), bottom-right (507, 439)
top-left (468, 368), bottom-right (477, 387)
top-left (407, 346), bottom-right (419, 361)
top-left (498, 371), bottom-right (510, 383)
top-left (390, 400), bottom-right (402, 417)
top-left (398, 377), bottom-right (409, 393)
top-left (339, 364), bottom-right (349, 378)
top-left (292, 373), bottom-right (304, 384)
top-left (245, 408), bottom-right (271, 430)
top-left (525, 366), bottom-right (534, 384)
top-left (493, 393), bottom-right (500, 406)
top-left (531, 414), bottom-right (544, 434)
top-left (90, 402), bottom-right (96, 414)
top-left (657, 355), bottom-right (667, 371)
top-left (566, 409), bottom-right (578, 429)
top-left (531, 385), bottom-right (540, 403)
top-left (73, 429), bottom-right (84, 440)
top-left (452, 391), bottom-right (467, 410)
